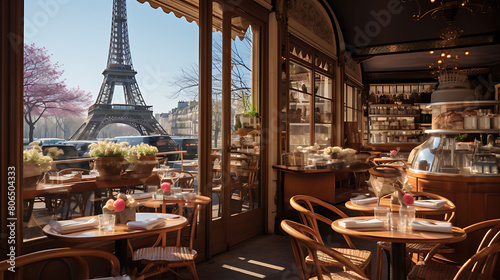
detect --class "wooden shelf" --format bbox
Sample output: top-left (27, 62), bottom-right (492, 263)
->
top-left (370, 129), bottom-right (422, 133)
top-left (425, 129), bottom-right (500, 134)
top-left (369, 114), bottom-right (419, 117)
top-left (368, 104), bottom-right (415, 107)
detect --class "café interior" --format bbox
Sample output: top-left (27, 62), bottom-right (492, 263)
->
top-left (1, 0), bottom-right (500, 279)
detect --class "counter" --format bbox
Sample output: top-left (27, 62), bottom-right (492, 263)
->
top-left (407, 169), bottom-right (500, 264)
top-left (273, 164), bottom-right (370, 233)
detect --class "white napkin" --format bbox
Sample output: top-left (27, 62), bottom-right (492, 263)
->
top-left (350, 195), bottom-right (378, 205)
top-left (49, 218), bottom-right (98, 234)
top-left (411, 220), bottom-right (452, 233)
top-left (127, 217), bottom-right (167, 230)
top-left (129, 192), bottom-right (152, 200)
top-left (412, 199), bottom-right (447, 209)
top-left (339, 219), bottom-right (385, 229)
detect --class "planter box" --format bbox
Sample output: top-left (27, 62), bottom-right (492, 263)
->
top-left (128, 155), bottom-right (158, 179)
top-left (103, 207), bottom-right (136, 224)
top-left (94, 157), bottom-right (125, 180)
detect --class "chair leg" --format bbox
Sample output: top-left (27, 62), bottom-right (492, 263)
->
top-left (376, 245), bottom-right (383, 280)
top-left (187, 261), bottom-right (199, 280)
top-left (365, 259), bottom-right (372, 280)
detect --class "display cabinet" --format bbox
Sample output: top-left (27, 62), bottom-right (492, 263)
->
top-left (286, 49), bottom-right (334, 152)
top-left (409, 100), bottom-right (500, 175)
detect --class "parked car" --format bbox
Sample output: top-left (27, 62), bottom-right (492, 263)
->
top-left (41, 144), bottom-right (90, 170)
top-left (110, 135), bottom-right (178, 161)
top-left (57, 140), bottom-right (97, 157)
top-left (171, 137), bottom-right (198, 159)
top-left (34, 138), bottom-right (65, 145)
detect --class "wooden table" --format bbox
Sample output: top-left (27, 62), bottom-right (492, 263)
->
top-left (43, 212), bottom-right (188, 274)
top-left (331, 216), bottom-right (466, 280)
top-left (345, 197), bottom-right (456, 216)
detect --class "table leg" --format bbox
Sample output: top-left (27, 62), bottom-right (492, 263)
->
top-left (390, 242), bottom-right (406, 280)
top-left (115, 239), bottom-right (128, 274)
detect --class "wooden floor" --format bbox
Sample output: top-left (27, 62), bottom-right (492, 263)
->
top-left (174, 203), bottom-right (388, 280)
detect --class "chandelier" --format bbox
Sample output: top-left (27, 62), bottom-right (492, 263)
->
top-left (404, 0), bottom-right (491, 21)
top-left (426, 50), bottom-right (469, 75)
top-left (402, 0), bottom-right (492, 40)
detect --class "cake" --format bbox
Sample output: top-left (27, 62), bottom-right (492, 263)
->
top-left (431, 71), bottom-right (475, 103)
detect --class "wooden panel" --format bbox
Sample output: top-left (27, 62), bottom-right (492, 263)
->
top-left (210, 218), bottom-right (226, 254)
top-left (485, 194), bottom-right (500, 221)
top-left (283, 172), bottom-right (336, 206)
top-left (228, 209), bottom-right (263, 247)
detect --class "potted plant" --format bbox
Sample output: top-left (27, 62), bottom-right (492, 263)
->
top-left (125, 143), bottom-right (158, 178)
top-left (23, 143), bottom-right (52, 189)
top-left (102, 193), bottom-right (138, 224)
top-left (88, 140), bottom-right (129, 180)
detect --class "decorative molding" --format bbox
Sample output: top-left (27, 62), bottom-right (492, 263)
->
top-left (342, 51), bottom-right (363, 84)
top-left (364, 67), bottom-right (491, 82)
top-left (351, 33), bottom-right (498, 58)
top-left (287, 0), bottom-right (335, 53)
top-left (253, 0), bottom-right (273, 11)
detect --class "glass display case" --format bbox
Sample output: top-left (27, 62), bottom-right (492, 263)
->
top-left (409, 101), bottom-right (500, 175)
top-left (286, 44), bottom-right (334, 152)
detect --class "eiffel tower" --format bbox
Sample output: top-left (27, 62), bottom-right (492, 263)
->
top-left (71, 0), bottom-right (166, 140)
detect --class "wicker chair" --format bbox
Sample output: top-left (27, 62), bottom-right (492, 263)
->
top-left (132, 195), bottom-right (211, 280)
top-left (168, 169), bottom-right (195, 189)
top-left (290, 195), bottom-right (372, 278)
top-left (58, 168), bottom-right (96, 217)
top-left (375, 191), bottom-right (456, 280)
top-left (281, 219), bottom-right (369, 280)
top-left (407, 218), bottom-right (500, 280)
top-left (0, 248), bottom-right (121, 279)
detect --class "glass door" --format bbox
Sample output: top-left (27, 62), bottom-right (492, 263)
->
top-left (210, 1), bottom-right (265, 255)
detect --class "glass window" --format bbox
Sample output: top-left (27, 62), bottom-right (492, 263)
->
top-left (23, 0), bottom-right (200, 240)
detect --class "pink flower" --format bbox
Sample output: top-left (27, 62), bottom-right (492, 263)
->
top-left (161, 182), bottom-right (171, 192)
top-left (390, 150), bottom-right (398, 156)
top-left (113, 199), bottom-right (126, 212)
top-left (402, 192), bottom-right (414, 206)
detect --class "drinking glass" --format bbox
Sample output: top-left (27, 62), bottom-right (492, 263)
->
top-left (374, 206), bottom-right (390, 228)
top-left (98, 214), bottom-right (115, 232)
top-left (399, 206), bottom-right (415, 231)
top-left (388, 212), bottom-right (407, 232)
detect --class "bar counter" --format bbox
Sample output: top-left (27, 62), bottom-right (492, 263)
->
top-left (407, 168), bottom-right (500, 264)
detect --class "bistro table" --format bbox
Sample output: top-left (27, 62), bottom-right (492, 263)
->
top-left (43, 212), bottom-right (188, 274)
top-left (345, 196), bottom-right (456, 216)
top-left (331, 216), bottom-right (466, 280)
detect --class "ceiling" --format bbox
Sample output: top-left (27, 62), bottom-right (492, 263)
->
top-left (325, 0), bottom-right (500, 80)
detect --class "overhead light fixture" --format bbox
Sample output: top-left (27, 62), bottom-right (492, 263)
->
top-left (403, 0), bottom-right (491, 21)
top-left (402, 0), bottom-right (492, 40)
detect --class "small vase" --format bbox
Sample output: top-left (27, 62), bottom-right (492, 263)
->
top-left (102, 207), bottom-right (136, 224)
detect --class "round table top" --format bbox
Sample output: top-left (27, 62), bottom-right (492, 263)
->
top-left (331, 216), bottom-right (466, 244)
top-left (345, 197), bottom-right (456, 216)
top-left (43, 213), bottom-right (188, 243)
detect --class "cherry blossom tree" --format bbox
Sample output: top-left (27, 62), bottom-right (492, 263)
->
top-left (23, 43), bottom-right (92, 142)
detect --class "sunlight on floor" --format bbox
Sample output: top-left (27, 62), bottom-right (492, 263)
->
top-left (221, 264), bottom-right (266, 278)
top-left (220, 257), bottom-right (285, 278)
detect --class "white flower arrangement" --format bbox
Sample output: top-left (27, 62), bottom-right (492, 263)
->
top-left (88, 140), bottom-right (129, 158)
top-left (23, 146), bottom-right (52, 172)
top-left (125, 143), bottom-right (158, 163)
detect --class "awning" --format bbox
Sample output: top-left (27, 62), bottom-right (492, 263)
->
top-left (137, 0), bottom-right (249, 40)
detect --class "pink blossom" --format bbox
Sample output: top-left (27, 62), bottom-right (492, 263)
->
top-left (403, 193), bottom-right (414, 206)
top-left (113, 199), bottom-right (126, 212)
top-left (161, 182), bottom-right (171, 192)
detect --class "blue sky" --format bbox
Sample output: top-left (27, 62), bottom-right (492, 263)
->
top-left (24, 0), bottom-right (200, 114)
